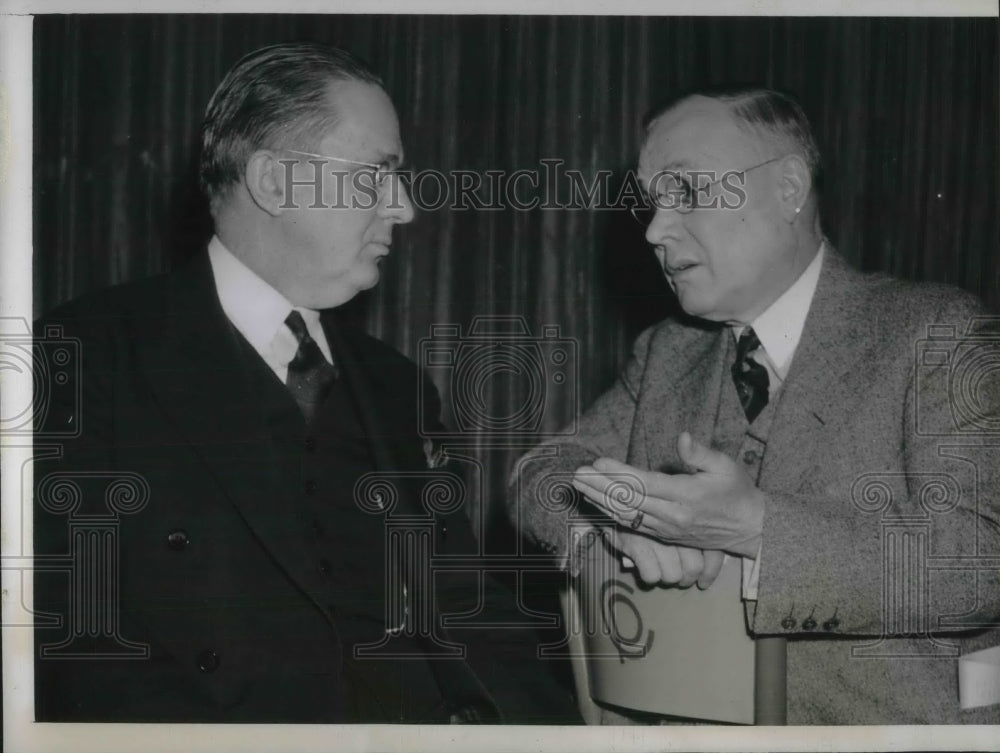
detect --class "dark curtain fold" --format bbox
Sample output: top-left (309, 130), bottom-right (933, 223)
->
top-left (33, 14), bottom-right (999, 543)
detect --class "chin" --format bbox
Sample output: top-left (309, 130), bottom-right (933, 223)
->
top-left (676, 292), bottom-right (721, 321)
top-left (336, 270), bottom-right (379, 300)
top-left (305, 266), bottom-right (381, 308)
top-left (356, 266), bottom-right (381, 289)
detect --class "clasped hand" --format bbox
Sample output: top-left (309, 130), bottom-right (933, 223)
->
top-left (572, 432), bottom-right (765, 588)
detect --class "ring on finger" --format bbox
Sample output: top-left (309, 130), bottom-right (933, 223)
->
top-left (629, 510), bottom-right (644, 530)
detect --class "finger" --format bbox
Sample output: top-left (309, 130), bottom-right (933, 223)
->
top-left (577, 462), bottom-right (647, 509)
top-left (589, 458), bottom-right (667, 503)
top-left (676, 431), bottom-right (727, 474)
top-left (571, 476), bottom-right (625, 518)
top-left (573, 477), bottom-right (681, 542)
top-left (591, 456), bottom-right (640, 475)
top-left (571, 472), bottom-right (646, 520)
top-left (573, 466), bottom-right (642, 498)
top-left (651, 542), bottom-right (683, 585)
top-left (592, 457), bottom-right (694, 509)
top-left (697, 549), bottom-right (726, 589)
top-left (675, 546), bottom-right (704, 588)
top-left (610, 527), bottom-right (637, 569)
top-left (571, 475), bottom-right (608, 505)
top-left (571, 472), bottom-right (621, 507)
top-left (625, 537), bottom-right (663, 586)
top-left (571, 465), bottom-right (604, 492)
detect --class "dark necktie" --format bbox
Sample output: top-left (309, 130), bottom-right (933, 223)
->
top-left (284, 310), bottom-right (338, 421)
top-left (731, 327), bottom-right (770, 423)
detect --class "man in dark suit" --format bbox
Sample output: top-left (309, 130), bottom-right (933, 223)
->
top-left (509, 86), bottom-right (1000, 724)
top-left (33, 41), bottom-right (576, 724)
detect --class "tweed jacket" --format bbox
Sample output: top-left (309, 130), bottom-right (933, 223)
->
top-left (509, 248), bottom-right (1000, 724)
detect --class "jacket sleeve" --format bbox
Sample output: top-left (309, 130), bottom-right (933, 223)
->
top-left (33, 304), bottom-right (204, 720)
top-left (506, 324), bottom-right (657, 574)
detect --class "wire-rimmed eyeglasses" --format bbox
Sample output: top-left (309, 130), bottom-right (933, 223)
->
top-left (629, 156), bottom-right (784, 226)
top-left (280, 148), bottom-right (398, 188)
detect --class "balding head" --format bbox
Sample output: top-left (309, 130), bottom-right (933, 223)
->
top-left (635, 86), bottom-right (824, 324)
top-left (644, 86), bottom-right (821, 190)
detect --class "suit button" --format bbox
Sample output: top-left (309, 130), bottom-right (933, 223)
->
top-left (802, 617), bottom-right (817, 631)
top-left (743, 450), bottom-right (758, 465)
top-left (822, 617), bottom-right (840, 631)
top-left (311, 519), bottom-right (325, 536)
top-left (318, 559), bottom-right (332, 576)
top-left (780, 616), bottom-right (796, 630)
top-left (305, 437), bottom-right (317, 452)
top-left (166, 529), bottom-right (189, 551)
top-left (197, 649), bottom-right (219, 673)
top-left (304, 480), bottom-right (317, 495)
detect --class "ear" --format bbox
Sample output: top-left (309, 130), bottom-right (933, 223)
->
top-left (243, 150), bottom-right (288, 217)
top-left (776, 154), bottom-right (812, 223)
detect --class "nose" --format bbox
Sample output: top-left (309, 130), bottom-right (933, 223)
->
top-left (644, 204), bottom-right (682, 247)
top-left (379, 173), bottom-right (415, 225)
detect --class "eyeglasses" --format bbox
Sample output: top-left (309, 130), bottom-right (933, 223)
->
top-left (280, 149), bottom-right (397, 188)
top-left (629, 156), bottom-right (784, 226)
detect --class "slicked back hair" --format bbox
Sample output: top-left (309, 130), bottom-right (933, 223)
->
top-left (644, 85), bottom-right (822, 185)
top-left (199, 41), bottom-right (384, 213)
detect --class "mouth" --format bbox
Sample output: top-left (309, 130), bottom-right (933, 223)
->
top-left (664, 261), bottom-right (699, 276)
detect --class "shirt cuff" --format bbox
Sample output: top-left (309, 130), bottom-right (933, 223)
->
top-left (742, 541), bottom-right (763, 601)
top-left (564, 523), bottom-right (605, 578)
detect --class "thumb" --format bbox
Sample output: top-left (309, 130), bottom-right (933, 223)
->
top-left (677, 431), bottom-right (721, 473)
top-left (697, 550), bottom-right (726, 589)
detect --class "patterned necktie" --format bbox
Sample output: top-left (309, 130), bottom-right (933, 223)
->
top-left (284, 310), bottom-right (338, 422)
top-left (731, 327), bottom-right (770, 423)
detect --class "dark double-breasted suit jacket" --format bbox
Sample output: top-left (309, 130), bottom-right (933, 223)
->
top-left (34, 251), bottom-right (576, 723)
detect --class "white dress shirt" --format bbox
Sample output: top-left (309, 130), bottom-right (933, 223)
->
top-left (207, 235), bottom-right (333, 383)
top-left (732, 242), bottom-right (826, 390)
top-left (733, 242), bottom-right (825, 599)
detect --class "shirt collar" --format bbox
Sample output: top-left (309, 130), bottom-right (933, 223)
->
top-left (733, 241), bottom-right (825, 380)
top-left (207, 235), bottom-right (295, 357)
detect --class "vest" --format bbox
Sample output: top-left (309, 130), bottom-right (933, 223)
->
top-left (710, 332), bottom-right (782, 487)
top-left (236, 334), bottom-right (449, 722)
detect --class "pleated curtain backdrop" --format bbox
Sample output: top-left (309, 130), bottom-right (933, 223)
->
top-left (33, 15), bottom-right (999, 544)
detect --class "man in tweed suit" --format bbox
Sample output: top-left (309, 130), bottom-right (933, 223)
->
top-left (508, 86), bottom-right (1000, 724)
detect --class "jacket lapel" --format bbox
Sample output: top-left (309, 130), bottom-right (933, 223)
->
top-left (136, 255), bottom-right (323, 604)
top-left (321, 313), bottom-right (408, 483)
top-left (760, 247), bottom-right (874, 491)
top-left (322, 313), bottom-right (503, 719)
top-left (639, 319), bottom-right (731, 472)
